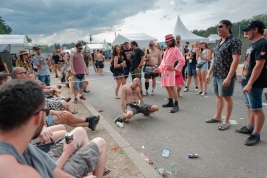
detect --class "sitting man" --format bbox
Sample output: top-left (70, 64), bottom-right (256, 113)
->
top-left (0, 72), bottom-right (12, 85)
top-left (0, 79), bottom-right (107, 178)
top-left (114, 78), bottom-right (159, 125)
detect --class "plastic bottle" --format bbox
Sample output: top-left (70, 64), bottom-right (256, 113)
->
top-left (170, 162), bottom-right (177, 178)
top-left (162, 147), bottom-right (170, 158)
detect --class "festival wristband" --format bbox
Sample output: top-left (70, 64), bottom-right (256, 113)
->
top-left (138, 64), bottom-right (142, 68)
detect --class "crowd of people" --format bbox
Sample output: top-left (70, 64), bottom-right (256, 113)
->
top-left (0, 19), bottom-right (267, 177)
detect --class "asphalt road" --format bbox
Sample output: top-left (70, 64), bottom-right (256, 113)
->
top-left (84, 63), bottom-right (267, 178)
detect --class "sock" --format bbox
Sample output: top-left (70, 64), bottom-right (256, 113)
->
top-left (185, 86), bottom-right (188, 89)
top-left (252, 132), bottom-right (260, 137)
top-left (195, 87), bottom-right (198, 89)
top-left (79, 94), bottom-right (83, 97)
top-left (152, 88), bottom-right (155, 91)
top-left (174, 101), bottom-right (178, 106)
top-left (247, 124), bottom-right (254, 131)
top-left (145, 82), bottom-right (149, 90)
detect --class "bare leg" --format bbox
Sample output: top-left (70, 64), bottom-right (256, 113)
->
top-left (193, 76), bottom-right (199, 88)
top-left (53, 111), bottom-right (87, 126)
top-left (79, 88), bottom-right (84, 95)
top-left (170, 87), bottom-right (178, 101)
top-left (197, 70), bottom-right (202, 92)
top-left (186, 76), bottom-right (192, 88)
top-left (201, 70), bottom-right (208, 93)
top-left (152, 77), bottom-right (156, 89)
top-left (70, 127), bottom-right (89, 147)
top-left (207, 94), bottom-right (223, 121)
top-left (115, 78), bottom-right (122, 97)
top-left (166, 87), bottom-right (172, 98)
top-left (74, 90), bottom-right (79, 98)
top-left (252, 110), bottom-right (265, 133)
top-left (123, 111), bottom-right (134, 120)
top-left (223, 96), bottom-right (233, 125)
top-left (92, 137), bottom-right (107, 178)
top-left (177, 84), bottom-right (182, 96)
top-left (148, 105), bottom-right (159, 113)
top-left (121, 75), bottom-right (126, 86)
top-left (247, 106), bottom-right (255, 125)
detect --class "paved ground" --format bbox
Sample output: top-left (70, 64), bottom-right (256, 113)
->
top-left (70, 63), bottom-right (267, 178)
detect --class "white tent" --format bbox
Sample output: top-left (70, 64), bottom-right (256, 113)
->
top-left (208, 34), bottom-right (220, 43)
top-left (173, 16), bottom-right (208, 43)
top-left (0, 35), bottom-right (30, 55)
top-left (102, 39), bottom-right (111, 50)
top-left (112, 33), bottom-right (157, 49)
top-left (85, 44), bottom-right (103, 53)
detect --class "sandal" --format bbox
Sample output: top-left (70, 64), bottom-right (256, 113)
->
top-left (114, 96), bottom-right (121, 99)
top-left (103, 168), bottom-right (111, 176)
top-left (72, 110), bottom-right (78, 114)
top-left (218, 124), bottom-right (230, 131)
top-left (206, 118), bottom-right (222, 123)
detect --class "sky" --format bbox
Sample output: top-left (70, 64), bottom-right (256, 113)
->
top-left (1, 0), bottom-right (266, 45)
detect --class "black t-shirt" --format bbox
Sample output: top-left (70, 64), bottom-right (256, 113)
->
top-left (130, 48), bottom-right (144, 70)
top-left (52, 55), bottom-right (60, 64)
top-left (242, 38), bottom-right (267, 88)
top-left (190, 50), bottom-right (197, 65)
top-left (122, 49), bottom-right (131, 69)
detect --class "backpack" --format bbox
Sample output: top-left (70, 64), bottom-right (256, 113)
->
top-left (110, 61), bottom-right (114, 73)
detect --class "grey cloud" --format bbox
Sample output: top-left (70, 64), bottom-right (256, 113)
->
top-left (0, 0), bottom-right (157, 35)
top-left (195, 0), bottom-right (218, 3)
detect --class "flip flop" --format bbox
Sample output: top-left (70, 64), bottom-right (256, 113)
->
top-left (72, 110), bottom-right (78, 114)
top-left (114, 96), bottom-right (121, 99)
top-left (218, 124), bottom-right (230, 131)
top-left (103, 168), bottom-right (111, 176)
top-left (206, 118), bottom-right (222, 123)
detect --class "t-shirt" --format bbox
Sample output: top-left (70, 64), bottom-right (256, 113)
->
top-left (213, 35), bottom-right (242, 78)
top-left (122, 49), bottom-right (131, 69)
top-left (189, 50), bottom-right (197, 65)
top-left (241, 38), bottom-right (267, 88)
top-left (33, 54), bottom-right (50, 76)
top-left (130, 48), bottom-right (144, 70)
top-left (0, 141), bottom-right (57, 178)
top-left (52, 55), bottom-right (60, 64)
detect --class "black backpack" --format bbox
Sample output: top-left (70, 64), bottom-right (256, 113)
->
top-left (110, 61), bottom-right (114, 73)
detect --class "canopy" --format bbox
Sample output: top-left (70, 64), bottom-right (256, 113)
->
top-left (0, 35), bottom-right (30, 54)
top-left (102, 39), bottom-right (111, 50)
top-left (112, 33), bottom-right (157, 49)
top-left (0, 44), bottom-right (11, 52)
top-left (85, 44), bottom-right (104, 53)
top-left (173, 16), bottom-right (208, 43)
top-left (208, 34), bottom-right (221, 43)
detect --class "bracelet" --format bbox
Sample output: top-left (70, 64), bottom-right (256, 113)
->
top-left (138, 64), bottom-right (142, 68)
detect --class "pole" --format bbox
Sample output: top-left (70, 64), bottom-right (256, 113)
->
top-left (239, 25), bottom-right (240, 38)
top-left (115, 32), bottom-right (116, 39)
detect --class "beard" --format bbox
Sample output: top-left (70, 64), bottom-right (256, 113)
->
top-left (31, 116), bottom-right (44, 140)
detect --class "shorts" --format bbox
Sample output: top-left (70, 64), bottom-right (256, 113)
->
top-left (187, 63), bottom-right (197, 76)
top-left (126, 102), bottom-right (152, 115)
top-left (212, 77), bottom-right (236, 97)
top-left (98, 61), bottom-right (104, 69)
top-left (131, 68), bottom-right (142, 81)
top-left (46, 114), bottom-right (55, 126)
top-left (48, 141), bottom-right (99, 177)
top-left (242, 85), bottom-right (263, 110)
top-left (46, 100), bottom-right (65, 111)
top-left (38, 75), bottom-right (50, 86)
top-left (113, 69), bottom-right (124, 78)
top-left (124, 67), bottom-right (130, 78)
top-left (95, 60), bottom-right (99, 67)
top-left (73, 75), bottom-right (85, 91)
top-left (61, 64), bottom-right (67, 69)
top-left (144, 66), bottom-right (159, 79)
top-left (196, 62), bottom-right (208, 71)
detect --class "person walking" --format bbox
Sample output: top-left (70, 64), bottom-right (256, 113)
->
top-left (236, 21), bottom-right (267, 146)
top-left (154, 34), bottom-right (185, 113)
top-left (70, 43), bottom-right (89, 104)
top-left (206, 20), bottom-right (242, 130)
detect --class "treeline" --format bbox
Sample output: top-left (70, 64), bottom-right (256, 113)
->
top-left (192, 14), bottom-right (267, 37)
top-left (0, 16), bottom-right (12, 34)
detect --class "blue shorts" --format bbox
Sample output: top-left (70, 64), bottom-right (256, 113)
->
top-left (38, 75), bottom-right (50, 86)
top-left (187, 63), bottom-right (197, 76)
top-left (242, 85), bottom-right (263, 110)
top-left (196, 62), bottom-right (208, 71)
top-left (73, 75), bottom-right (85, 91)
top-left (95, 60), bottom-right (99, 67)
top-left (46, 114), bottom-right (55, 126)
top-left (212, 77), bottom-right (236, 97)
top-left (124, 67), bottom-right (130, 78)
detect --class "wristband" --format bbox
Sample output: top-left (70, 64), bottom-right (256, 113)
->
top-left (138, 64), bottom-right (142, 68)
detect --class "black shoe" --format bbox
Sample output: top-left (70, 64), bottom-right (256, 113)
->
top-left (265, 92), bottom-right (267, 100)
top-left (235, 126), bottom-right (253, 134)
top-left (244, 134), bottom-right (260, 146)
top-left (114, 116), bottom-right (125, 123)
top-left (87, 115), bottom-right (100, 131)
top-left (162, 98), bottom-right (173, 107)
top-left (55, 75), bottom-right (58, 79)
top-left (57, 85), bottom-right (62, 89)
top-left (170, 105), bottom-right (179, 113)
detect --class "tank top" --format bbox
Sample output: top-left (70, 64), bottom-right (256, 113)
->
top-left (73, 52), bottom-right (85, 74)
top-left (114, 56), bottom-right (124, 72)
top-left (0, 64), bottom-right (5, 72)
top-left (198, 50), bottom-right (208, 64)
top-left (190, 50), bottom-right (197, 64)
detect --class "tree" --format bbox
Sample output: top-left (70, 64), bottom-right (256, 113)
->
top-left (0, 16), bottom-right (12, 34)
top-left (26, 35), bottom-right (32, 43)
top-left (77, 40), bottom-right (88, 45)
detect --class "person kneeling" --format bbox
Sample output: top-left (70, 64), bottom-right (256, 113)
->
top-left (114, 78), bottom-right (159, 125)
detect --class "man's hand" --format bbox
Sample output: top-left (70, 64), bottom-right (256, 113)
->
top-left (63, 137), bottom-right (77, 157)
top-left (243, 84), bottom-right (252, 94)
top-left (41, 58), bottom-right (46, 63)
top-left (154, 68), bottom-right (160, 73)
top-left (206, 75), bottom-right (210, 84)
top-left (222, 77), bottom-right (231, 87)
top-left (86, 71), bottom-right (89, 76)
top-left (39, 126), bottom-right (53, 143)
top-left (53, 111), bottom-right (67, 119)
top-left (167, 66), bottom-right (175, 71)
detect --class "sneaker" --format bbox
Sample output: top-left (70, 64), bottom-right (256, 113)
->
top-left (184, 87), bottom-right (189, 92)
top-left (74, 98), bottom-right (78, 104)
top-left (196, 91), bottom-right (202, 95)
top-left (55, 75), bottom-right (58, 79)
top-left (201, 92), bottom-right (207, 96)
top-left (80, 95), bottom-right (86, 100)
top-left (151, 90), bottom-right (154, 95)
top-left (244, 134), bottom-right (260, 146)
top-left (195, 88), bottom-right (199, 93)
top-left (143, 91), bottom-right (148, 96)
top-left (114, 116), bottom-right (125, 124)
top-left (235, 126), bottom-right (253, 134)
top-left (178, 93), bottom-right (182, 97)
top-left (170, 105), bottom-right (179, 113)
top-left (88, 115), bottom-right (100, 131)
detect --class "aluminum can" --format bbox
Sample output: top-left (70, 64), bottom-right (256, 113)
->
top-left (65, 133), bottom-right (73, 144)
top-left (188, 153), bottom-right (198, 158)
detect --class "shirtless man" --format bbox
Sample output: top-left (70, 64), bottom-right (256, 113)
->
top-left (143, 41), bottom-right (162, 96)
top-left (95, 49), bottom-right (104, 75)
top-left (114, 78), bottom-right (159, 125)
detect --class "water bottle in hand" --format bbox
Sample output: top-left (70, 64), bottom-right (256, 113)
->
top-left (162, 147), bottom-right (170, 158)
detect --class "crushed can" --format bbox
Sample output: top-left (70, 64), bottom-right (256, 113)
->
top-left (188, 153), bottom-right (198, 158)
top-left (155, 168), bottom-right (166, 177)
top-left (65, 133), bottom-right (73, 144)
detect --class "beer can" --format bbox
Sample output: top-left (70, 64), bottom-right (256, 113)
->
top-left (65, 133), bottom-right (73, 144)
top-left (188, 153), bottom-right (198, 158)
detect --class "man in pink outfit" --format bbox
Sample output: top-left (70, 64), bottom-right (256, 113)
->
top-left (154, 34), bottom-right (185, 113)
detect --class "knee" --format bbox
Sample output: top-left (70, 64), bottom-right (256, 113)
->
top-left (60, 100), bottom-right (68, 107)
top-left (151, 105), bottom-right (159, 112)
top-left (72, 127), bottom-right (86, 136)
top-left (125, 112), bottom-right (133, 119)
top-left (93, 137), bottom-right (107, 150)
top-left (57, 124), bottom-right (66, 131)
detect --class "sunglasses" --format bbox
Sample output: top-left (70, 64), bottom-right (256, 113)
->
top-left (217, 25), bottom-right (223, 28)
top-left (149, 45), bottom-right (153, 46)
top-left (18, 72), bottom-right (27, 74)
top-left (78, 48), bottom-right (83, 50)
top-left (34, 108), bottom-right (51, 117)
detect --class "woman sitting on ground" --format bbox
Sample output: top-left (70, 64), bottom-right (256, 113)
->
top-left (16, 49), bottom-right (33, 73)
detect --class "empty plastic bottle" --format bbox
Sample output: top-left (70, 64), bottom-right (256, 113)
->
top-left (162, 147), bottom-right (170, 158)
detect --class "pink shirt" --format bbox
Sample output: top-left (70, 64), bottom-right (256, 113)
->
top-left (73, 52), bottom-right (85, 74)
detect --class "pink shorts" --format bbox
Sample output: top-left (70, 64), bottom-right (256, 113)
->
top-left (175, 74), bottom-right (184, 86)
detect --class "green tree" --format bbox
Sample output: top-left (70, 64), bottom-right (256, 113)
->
top-left (26, 35), bottom-right (32, 43)
top-left (77, 40), bottom-right (88, 45)
top-left (0, 16), bottom-right (12, 34)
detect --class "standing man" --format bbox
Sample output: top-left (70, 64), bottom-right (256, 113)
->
top-left (236, 21), bottom-right (267, 146)
top-left (91, 49), bottom-right (97, 72)
top-left (143, 41), bottom-right (162, 96)
top-left (70, 43), bottom-right (89, 104)
top-left (206, 20), bottom-right (242, 130)
top-left (33, 45), bottom-right (52, 86)
top-left (130, 41), bottom-right (146, 95)
top-left (121, 42), bottom-right (131, 81)
top-left (52, 51), bottom-right (62, 79)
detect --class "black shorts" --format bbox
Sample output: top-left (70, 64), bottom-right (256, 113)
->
top-left (144, 72), bottom-right (159, 79)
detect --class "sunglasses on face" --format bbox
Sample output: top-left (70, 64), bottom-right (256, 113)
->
top-left (217, 25), bottom-right (223, 28)
top-left (78, 48), bottom-right (83, 50)
top-left (34, 108), bottom-right (51, 117)
top-left (18, 72), bottom-right (27, 74)
top-left (149, 45), bottom-right (153, 46)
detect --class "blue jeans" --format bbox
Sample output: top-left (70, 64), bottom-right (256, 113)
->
top-left (187, 63), bottom-right (197, 76)
top-left (46, 114), bottom-right (55, 126)
top-left (212, 77), bottom-right (236, 97)
top-left (242, 85), bottom-right (263, 110)
top-left (73, 75), bottom-right (85, 91)
top-left (38, 75), bottom-right (50, 86)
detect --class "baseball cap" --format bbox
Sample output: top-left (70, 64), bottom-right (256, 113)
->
top-left (242, 20), bottom-right (266, 32)
top-left (33, 45), bottom-right (41, 50)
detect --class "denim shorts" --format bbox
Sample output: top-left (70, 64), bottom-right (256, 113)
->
top-left (242, 85), bottom-right (263, 110)
top-left (73, 75), bottom-right (85, 91)
top-left (187, 63), bottom-right (197, 76)
top-left (38, 75), bottom-right (50, 86)
top-left (196, 62), bottom-right (208, 71)
top-left (212, 77), bottom-right (236, 97)
top-left (46, 114), bottom-right (55, 126)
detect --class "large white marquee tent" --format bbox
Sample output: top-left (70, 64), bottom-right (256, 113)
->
top-left (208, 34), bottom-right (221, 43)
top-left (0, 35), bottom-right (30, 55)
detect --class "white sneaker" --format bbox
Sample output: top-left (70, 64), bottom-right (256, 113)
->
top-left (151, 90), bottom-right (154, 95)
top-left (184, 87), bottom-right (189, 92)
top-left (201, 92), bottom-right (207, 96)
top-left (195, 88), bottom-right (199, 93)
top-left (143, 91), bottom-right (148, 96)
top-left (179, 93), bottom-right (182, 97)
top-left (196, 91), bottom-right (202, 95)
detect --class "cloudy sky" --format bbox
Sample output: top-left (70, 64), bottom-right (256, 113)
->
top-left (1, 0), bottom-right (266, 45)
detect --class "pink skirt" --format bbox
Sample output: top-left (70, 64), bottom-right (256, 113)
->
top-left (175, 74), bottom-right (184, 85)
top-left (161, 71), bottom-right (176, 87)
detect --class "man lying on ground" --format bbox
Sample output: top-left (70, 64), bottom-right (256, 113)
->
top-left (114, 78), bottom-right (159, 125)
